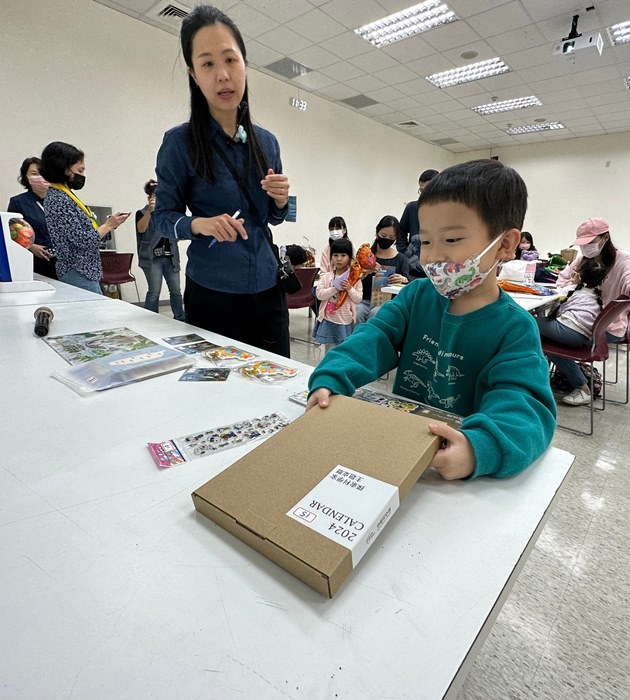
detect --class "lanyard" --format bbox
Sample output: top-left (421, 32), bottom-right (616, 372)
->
top-left (49, 184), bottom-right (99, 230)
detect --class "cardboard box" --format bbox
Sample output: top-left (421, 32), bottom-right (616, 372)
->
top-left (561, 248), bottom-right (577, 263)
top-left (192, 395), bottom-right (441, 597)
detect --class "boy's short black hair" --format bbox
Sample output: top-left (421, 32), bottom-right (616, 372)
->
top-left (40, 141), bottom-right (84, 184)
top-left (419, 159), bottom-right (527, 238)
top-left (330, 237), bottom-right (353, 257)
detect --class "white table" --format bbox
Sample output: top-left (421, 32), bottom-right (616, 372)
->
top-left (381, 284), bottom-right (562, 314)
top-left (0, 274), bottom-right (105, 308)
top-left (0, 299), bottom-right (574, 699)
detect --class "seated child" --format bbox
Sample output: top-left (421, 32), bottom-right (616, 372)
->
top-left (307, 159), bottom-right (556, 480)
top-left (313, 237), bottom-right (362, 352)
top-left (537, 258), bottom-right (607, 406)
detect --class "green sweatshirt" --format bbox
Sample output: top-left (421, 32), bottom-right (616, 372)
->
top-left (308, 279), bottom-right (557, 479)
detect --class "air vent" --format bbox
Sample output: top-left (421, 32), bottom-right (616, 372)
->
top-left (340, 94), bottom-right (379, 109)
top-left (159, 4), bottom-right (189, 20)
top-left (398, 120), bottom-right (421, 127)
top-left (432, 137), bottom-right (457, 145)
top-left (265, 57), bottom-right (312, 80)
top-left (145, 1), bottom-right (192, 33)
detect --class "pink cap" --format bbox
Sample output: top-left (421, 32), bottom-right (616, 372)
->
top-left (574, 218), bottom-right (609, 245)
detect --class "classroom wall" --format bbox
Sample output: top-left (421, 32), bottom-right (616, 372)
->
top-left (0, 0), bottom-right (451, 302)
top-left (459, 133), bottom-right (630, 256)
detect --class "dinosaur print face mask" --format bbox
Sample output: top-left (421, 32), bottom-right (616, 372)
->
top-left (422, 233), bottom-right (505, 300)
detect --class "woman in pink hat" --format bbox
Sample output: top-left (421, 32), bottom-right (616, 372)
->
top-left (551, 218), bottom-right (630, 405)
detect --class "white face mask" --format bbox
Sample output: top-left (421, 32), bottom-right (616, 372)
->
top-left (329, 230), bottom-right (344, 240)
top-left (580, 238), bottom-right (605, 259)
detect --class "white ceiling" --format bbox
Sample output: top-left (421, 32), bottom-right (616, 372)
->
top-left (94, 0), bottom-right (630, 152)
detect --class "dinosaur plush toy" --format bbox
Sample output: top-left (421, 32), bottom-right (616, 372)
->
top-left (334, 243), bottom-right (378, 310)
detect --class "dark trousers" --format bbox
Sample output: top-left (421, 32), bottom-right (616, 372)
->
top-left (34, 255), bottom-right (58, 280)
top-left (184, 278), bottom-right (290, 358)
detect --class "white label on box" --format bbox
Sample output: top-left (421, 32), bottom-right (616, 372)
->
top-left (286, 465), bottom-right (400, 568)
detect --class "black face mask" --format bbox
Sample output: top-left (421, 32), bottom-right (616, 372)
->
top-left (377, 236), bottom-right (395, 249)
top-left (68, 173), bottom-right (86, 190)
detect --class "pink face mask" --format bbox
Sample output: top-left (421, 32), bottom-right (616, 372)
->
top-left (28, 174), bottom-right (50, 193)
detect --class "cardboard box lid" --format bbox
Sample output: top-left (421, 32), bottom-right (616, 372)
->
top-left (192, 395), bottom-right (441, 596)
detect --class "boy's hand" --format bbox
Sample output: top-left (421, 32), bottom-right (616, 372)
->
top-left (306, 388), bottom-right (331, 411)
top-left (428, 423), bottom-right (475, 480)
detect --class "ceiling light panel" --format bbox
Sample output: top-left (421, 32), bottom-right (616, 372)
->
top-left (473, 96), bottom-right (541, 115)
top-left (506, 122), bottom-right (565, 135)
top-left (354, 1), bottom-right (458, 48)
top-left (607, 21), bottom-right (630, 46)
top-left (426, 58), bottom-right (510, 88)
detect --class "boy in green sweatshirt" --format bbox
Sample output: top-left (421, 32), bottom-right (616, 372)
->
top-left (307, 159), bottom-right (556, 480)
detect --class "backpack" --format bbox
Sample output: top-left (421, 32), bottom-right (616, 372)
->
top-left (550, 363), bottom-right (602, 398)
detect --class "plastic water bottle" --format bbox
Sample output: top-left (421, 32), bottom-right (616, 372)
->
top-left (524, 261), bottom-right (536, 286)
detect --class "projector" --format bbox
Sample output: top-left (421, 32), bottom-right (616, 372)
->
top-left (553, 31), bottom-right (604, 56)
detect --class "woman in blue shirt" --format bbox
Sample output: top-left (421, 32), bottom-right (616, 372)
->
top-left (153, 4), bottom-right (291, 357)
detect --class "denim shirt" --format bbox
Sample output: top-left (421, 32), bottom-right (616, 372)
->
top-left (153, 118), bottom-right (287, 294)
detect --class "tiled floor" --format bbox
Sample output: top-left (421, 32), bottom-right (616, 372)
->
top-left (162, 303), bottom-right (630, 699)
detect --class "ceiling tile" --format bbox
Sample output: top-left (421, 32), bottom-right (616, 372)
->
top-left (441, 40), bottom-right (498, 66)
top-left (386, 96), bottom-right (422, 111)
top-left (257, 26), bottom-right (314, 54)
top-left (447, 0), bottom-right (514, 20)
top-left (317, 31), bottom-right (374, 60)
top-left (349, 49), bottom-right (398, 72)
top-left (365, 85), bottom-right (407, 102)
top-left (421, 19), bottom-right (483, 51)
top-left (466, 2), bottom-right (532, 38)
top-left (292, 71), bottom-right (338, 89)
top-left (381, 34), bottom-right (437, 62)
top-left (344, 74), bottom-right (388, 93)
top-left (289, 44), bottom-right (339, 70)
top-left (372, 64), bottom-right (419, 85)
top-left (406, 53), bottom-right (457, 77)
top-left (397, 77), bottom-right (439, 97)
top-left (486, 25), bottom-right (547, 55)
top-left (286, 8), bottom-right (346, 42)
top-left (503, 44), bottom-right (555, 71)
top-left (315, 83), bottom-right (358, 100)
top-left (318, 0), bottom-right (388, 30)
top-left (246, 40), bottom-right (284, 69)
top-left (243, 0), bottom-right (312, 23)
top-left (224, 4), bottom-right (277, 38)
top-left (361, 102), bottom-right (403, 117)
top-left (319, 60), bottom-right (365, 81)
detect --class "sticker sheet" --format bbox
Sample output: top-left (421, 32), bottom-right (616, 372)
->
top-left (178, 368), bottom-right (230, 382)
top-left (175, 341), bottom-right (220, 355)
top-left (203, 345), bottom-right (257, 368)
top-left (236, 360), bottom-right (300, 383)
top-left (148, 412), bottom-right (290, 467)
top-left (289, 390), bottom-right (309, 406)
top-left (162, 333), bottom-right (205, 346)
